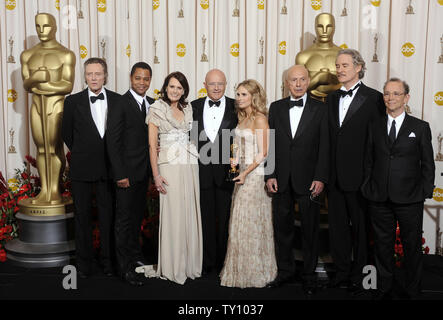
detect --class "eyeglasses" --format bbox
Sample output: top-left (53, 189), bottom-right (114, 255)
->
top-left (207, 82), bottom-right (226, 87)
top-left (383, 92), bottom-right (405, 97)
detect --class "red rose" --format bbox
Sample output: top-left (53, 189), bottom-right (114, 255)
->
top-left (4, 225), bottom-right (12, 234)
top-left (422, 237), bottom-right (425, 245)
top-left (21, 172), bottom-right (29, 180)
top-left (0, 249), bottom-right (7, 262)
top-left (395, 261), bottom-right (402, 268)
top-left (424, 246), bottom-right (430, 254)
top-left (25, 155), bottom-right (37, 168)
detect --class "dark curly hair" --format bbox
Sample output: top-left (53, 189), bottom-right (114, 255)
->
top-left (160, 71), bottom-right (189, 110)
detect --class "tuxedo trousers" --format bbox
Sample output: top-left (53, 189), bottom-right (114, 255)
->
top-left (114, 178), bottom-right (148, 273)
top-left (328, 185), bottom-right (368, 283)
top-left (272, 180), bottom-right (320, 282)
top-left (71, 179), bottom-right (114, 273)
top-left (369, 200), bottom-right (423, 298)
top-left (200, 183), bottom-right (233, 270)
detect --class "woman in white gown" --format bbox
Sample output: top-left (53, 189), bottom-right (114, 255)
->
top-left (136, 71), bottom-right (202, 285)
top-left (219, 79), bottom-right (277, 288)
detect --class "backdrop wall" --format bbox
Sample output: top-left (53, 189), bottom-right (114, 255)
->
top-left (1, 0), bottom-right (442, 252)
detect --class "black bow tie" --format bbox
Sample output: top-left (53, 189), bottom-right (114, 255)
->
top-left (209, 100), bottom-right (221, 107)
top-left (90, 93), bottom-right (105, 103)
top-left (289, 99), bottom-right (304, 108)
top-left (339, 83), bottom-right (361, 98)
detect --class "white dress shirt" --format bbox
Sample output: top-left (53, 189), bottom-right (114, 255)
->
top-left (289, 93), bottom-right (307, 138)
top-left (129, 88), bottom-right (151, 112)
top-left (89, 88), bottom-right (107, 138)
top-left (203, 95), bottom-right (226, 143)
top-left (339, 80), bottom-right (361, 127)
top-left (387, 111), bottom-right (406, 138)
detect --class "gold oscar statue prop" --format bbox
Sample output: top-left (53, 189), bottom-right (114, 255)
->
top-left (20, 13), bottom-right (76, 215)
top-left (226, 143), bottom-right (239, 182)
top-left (295, 13), bottom-right (342, 101)
top-left (8, 128), bottom-right (17, 154)
top-left (6, 13), bottom-right (76, 268)
top-left (438, 35), bottom-right (443, 64)
top-left (8, 36), bottom-right (16, 64)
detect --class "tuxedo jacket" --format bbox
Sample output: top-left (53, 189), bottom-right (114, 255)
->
top-left (265, 95), bottom-right (329, 195)
top-left (62, 88), bottom-right (122, 181)
top-left (361, 113), bottom-right (435, 204)
top-left (191, 96), bottom-right (238, 189)
top-left (327, 83), bottom-right (385, 192)
top-left (106, 91), bottom-right (155, 183)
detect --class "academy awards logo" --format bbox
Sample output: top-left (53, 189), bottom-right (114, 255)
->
top-left (176, 43), bottom-right (186, 57)
top-left (6, 0), bottom-right (16, 10)
top-left (230, 43), bottom-right (239, 57)
top-left (126, 45), bottom-right (131, 57)
top-left (80, 45), bottom-right (88, 59)
top-left (311, 0), bottom-right (322, 11)
top-left (55, 0), bottom-right (60, 11)
top-left (200, 0), bottom-right (209, 10)
top-left (7, 89), bottom-right (17, 103)
top-left (97, 0), bottom-right (106, 13)
top-left (434, 92), bottom-right (443, 106)
top-left (340, 43), bottom-right (349, 49)
top-left (153, 0), bottom-right (160, 10)
top-left (198, 88), bottom-right (207, 98)
top-left (434, 188), bottom-right (443, 202)
top-left (279, 41), bottom-right (287, 55)
top-left (370, 0), bottom-right (381, 7)
top-left (401, 42), bottom-right (415, 57)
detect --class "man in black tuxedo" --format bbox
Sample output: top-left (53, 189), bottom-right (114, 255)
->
top-left (191, 69), bottom-right (238, 274)
top-left (106, 62), bottom-right (155, 286)
top-left (265, 65), bottom-right (329, 295)
top-left (326, 49), bottom-right (385, 291)
top-left (62, 57), bottom-right (120, 278)
top-left (362, 78), bottom-right (435, 300)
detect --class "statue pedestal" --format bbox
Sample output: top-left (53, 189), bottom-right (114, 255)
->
top-left (5, 211), bottom-right (75, 268)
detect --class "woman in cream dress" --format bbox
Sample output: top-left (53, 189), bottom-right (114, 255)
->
top-left (219, 79), bottom-right (277, 288)
top-left (136, 71), bottom-right (202, 285)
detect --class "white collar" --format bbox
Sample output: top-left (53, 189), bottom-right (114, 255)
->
top-left (129, 88), bottom-right (147, 105)
top-left (88, 87), bottom-right (107, 99)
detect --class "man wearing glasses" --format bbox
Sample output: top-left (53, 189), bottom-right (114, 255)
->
top-left (362, 78), bottom-right (435, 300)
top-left (191, 69), bottom-right (237, 275)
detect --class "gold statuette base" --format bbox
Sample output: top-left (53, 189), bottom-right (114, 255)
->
top-left (18, 197), bottom-right (74, 216)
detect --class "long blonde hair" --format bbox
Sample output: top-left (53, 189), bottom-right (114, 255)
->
top-left (235, 79), bottom-right (267, 122)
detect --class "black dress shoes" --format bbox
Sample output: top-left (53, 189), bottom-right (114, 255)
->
top-left (123, 271), bottom-right (144, 286)
top-left (266, 276), bottom-right (293, 288)
top-left (78, 270), bottom-right (91, 279)
top-left (327, 278), bottom-right (350, 289)
top-left (303, 282), bottom-right (317, 296)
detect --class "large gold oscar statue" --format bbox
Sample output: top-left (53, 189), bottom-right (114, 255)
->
top-left (20, 13), bottom-right (76, 215)
top-left (296, 13), bottom-right (341, 101)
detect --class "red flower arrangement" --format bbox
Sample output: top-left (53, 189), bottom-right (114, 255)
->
top-left (0, 154), bottom-right (72, 262)
top-left (394, 222), bottom-right (430, 267)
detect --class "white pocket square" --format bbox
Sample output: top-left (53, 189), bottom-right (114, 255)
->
top-left (409, 132), bottom-right (416, 138)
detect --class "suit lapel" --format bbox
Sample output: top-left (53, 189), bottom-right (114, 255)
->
top-left (125, 91), bottom-right (146, 125)
top-left (341, 83), bottom-right (367, 127)
top-left (80, 89), bottom-right (103, 140)
top-left (216, 97), bottom-right (234, 137)
top-left (294, 96), bottom-right (315, 140)
top-left (380, 114), bottom-right (390, 149)
top-left (279, 97), bottom-right (292, 139)
top-left (331, 91), bottom-right (341, 128)
top-left (395, 113), bottom-right (412, 142)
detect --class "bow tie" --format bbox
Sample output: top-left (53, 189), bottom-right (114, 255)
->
top-left (339, 83), bottom-right (361, 98)
top-left (209, 100), bottom-right (221, 107)
top-left (289, 99), bottom-right (304, 108)
top-left (90, 93), bottom-right (105, 103)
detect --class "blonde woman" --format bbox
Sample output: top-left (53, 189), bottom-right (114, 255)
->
top-left (219, 79), bottom-right (277, 288)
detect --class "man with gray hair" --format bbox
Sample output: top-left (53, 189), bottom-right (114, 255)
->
top-left (326, 49), bottom-right (385, 293)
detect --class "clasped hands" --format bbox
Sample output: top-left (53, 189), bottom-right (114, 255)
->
top-left (265, 179), bottom-right (324, 197)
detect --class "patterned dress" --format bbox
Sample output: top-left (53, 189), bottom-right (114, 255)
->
top-left (219, 127), bottom-right (277, 288)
